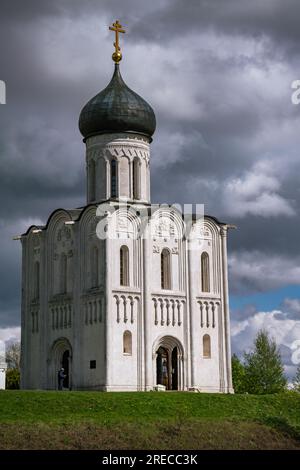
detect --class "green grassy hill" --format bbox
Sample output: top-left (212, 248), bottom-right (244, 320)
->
top-left (0, 390), bottom-right (299, 449)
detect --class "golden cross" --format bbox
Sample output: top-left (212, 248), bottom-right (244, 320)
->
top-left (109, 20), bottom-right (126, 63)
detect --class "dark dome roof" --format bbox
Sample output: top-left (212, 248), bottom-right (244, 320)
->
top-left (79, 64), bottom-right (156, 140)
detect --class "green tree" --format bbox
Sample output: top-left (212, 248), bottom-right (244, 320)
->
top-left (244, 330), bottom-right (286, 394)
top-left (5, 341), bottom-right (21, 390)
top-left (6, 341), bottom-right (20, 370)
top-left (292, 364), bottom-right (300, 392)
top-left (231, 354), bottom-right (246, 393)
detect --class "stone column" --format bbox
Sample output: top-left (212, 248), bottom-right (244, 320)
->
top-left (146, 160), bottom-right (151, 202)
top-left (39, 232), bottom-right (47, 389)
top-left (20, 237), bottom-right (29, 389)
top-left (71, 223), bottom-right (80, 390)
top-left (105, 158), bottom-right (110, 200)
top-left (105, 212), bottom-right (113, 390)
top-left (220, 226), bottom-right (234, 393)
top-left (143, 222), bottom-right (152, 390)
top-left (187, 239), bottom-right (196, 388)
top-left (129, 159), bottom-right (133, 200)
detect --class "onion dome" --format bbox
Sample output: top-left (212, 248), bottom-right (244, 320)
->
top-left (79, 64), bottom-right (156, 141)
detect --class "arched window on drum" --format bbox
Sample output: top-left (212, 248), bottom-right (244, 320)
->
top-left (133, 157), bottom-right (141, 200)
top-left (110, 159), bottom-right (118, 198)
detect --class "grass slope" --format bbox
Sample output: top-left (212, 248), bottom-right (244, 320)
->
top-left (0, 391), bottom-right (299, 449)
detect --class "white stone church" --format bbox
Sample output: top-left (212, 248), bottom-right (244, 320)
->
top-left (20, 22), bottom-right (234, 393)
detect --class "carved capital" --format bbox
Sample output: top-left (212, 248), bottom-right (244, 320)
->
top-left (220, 226), bottom-right (228, 238)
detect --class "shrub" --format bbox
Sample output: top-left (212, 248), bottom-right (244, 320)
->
top-left (6, 368), bottom-right (20, 390)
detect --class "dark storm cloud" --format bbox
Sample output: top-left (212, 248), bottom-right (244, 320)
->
top-left (0, 0), bottom-right (300, 329)
top-left (132, 0), bottom-right (300, 53)
top-left (0, 0), bottom-right (147, 21)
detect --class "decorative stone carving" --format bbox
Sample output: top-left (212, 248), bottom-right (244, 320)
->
top-left (57, 226), bottom-right (71, 242)
top-left (152, 296), bottom-right (186, 327)
top-left (154, 218), bottom-right (175, 238)
top-left (117, 215), bottom-right (132, 232)
top-left (198, 300), bottom-right (220, 329)
top-left (113, 294), bottom-right (141, 324)
top-left (199, 226), bottom-right (211, 237)
top-left (105, 140), bottom-right (150, 164)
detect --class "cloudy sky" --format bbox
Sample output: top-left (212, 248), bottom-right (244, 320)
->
top-left (0, 0), bottom-right (300, 378)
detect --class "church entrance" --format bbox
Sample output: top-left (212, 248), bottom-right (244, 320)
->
top-left (61, 349), bottom-right (70, 389)
top-left (171, 347), bottom-right (178, 390)
top-left (156, 346), bottom-right (179, 390)
top-left (154, 337), bottom-right (183, 390)
top-left (48, 338), bottom-right (72, 390)
top-left (156, 347), bottom-right (169, 389)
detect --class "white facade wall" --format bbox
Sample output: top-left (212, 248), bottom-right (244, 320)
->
top-left (20, 132), bottom-right (233, 393)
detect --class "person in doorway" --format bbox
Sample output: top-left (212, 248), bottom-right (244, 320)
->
top-left (58, 367), bottom-right (66, 390)
top-left (162, 358), bottom-right (168, 388)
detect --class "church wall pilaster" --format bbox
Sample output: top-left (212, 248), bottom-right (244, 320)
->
top-left (39, 232), bottom-right (47, 389)
top-left (187, 239), bottom-right (197, 388)
top-left (20, 238), bottom-right (28, 389)
top-left (71, 223), bottom-right (81, 390)
top-left (104, 213), bottom-right (113, 389)
top-left (220, 226), bottom-right (234, 393)
top-left (143, 222), bottom-right (152, 390)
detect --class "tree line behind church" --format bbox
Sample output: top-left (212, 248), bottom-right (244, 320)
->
top-left (232, 329), bottom-right (300, 394)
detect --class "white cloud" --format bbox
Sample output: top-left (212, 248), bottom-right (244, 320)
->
top-left (282, 298), bottom-right (300, 315)
top-left (231, 306), bottom-right (300, 379)
top-left (0, 327), bottom-right (21, 344)
top-left (222, 161), bottom-right (296, 217)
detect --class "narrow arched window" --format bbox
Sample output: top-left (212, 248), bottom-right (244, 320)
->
top-left (133, 158), bottom-right (140, 200)
top-left (91, 246), bottom-right (99, 288)
top-left (161, 248), bottom-right (171, 290)
top-left (34, 261), bottom-right (40, 300)
top-left (120, 245), bottom-right (129, 286)
top-left (123, 330), bottom-right (132, 355)
top-left (60, 253), bottom-right (67, 294)
top-left (203, 334), bottom-right (211, 358)
top-left (89, 159), bottom-right (96, 201)
top-left (201, 252), bottom-right (210, 292)
top-left (111, 159), bottom-right (118, 198)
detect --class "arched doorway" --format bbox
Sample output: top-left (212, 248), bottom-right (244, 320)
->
top-left (171, 347), bottom-right (178, 390)
top-left (48, 338), bottom-right (72, 390)
top-left (62, 350), bottom-right (70, 389)
top-left (153, 336), bottom-right (184, 391)
top-left (156, 347), bottom-right (169, 388)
